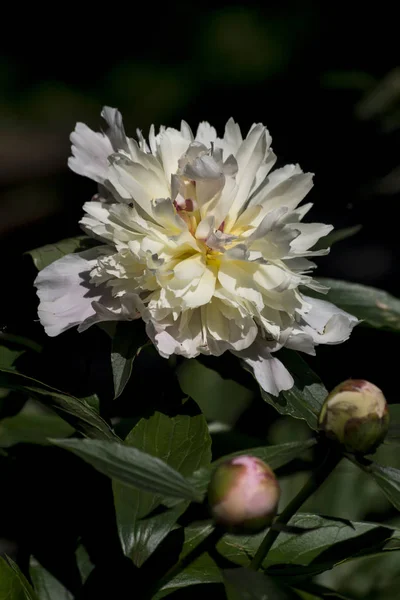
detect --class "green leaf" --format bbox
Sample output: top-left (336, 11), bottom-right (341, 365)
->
top-left (75, 545), bottom-right (94, 585)
top-left (29, 559), bottom-right (73, 600)
top-left (52, 437), bottom-right (202, 503)
top-left (111, 321), bottom-right (149, 398)
top-left (0, 332), bottom-right (42, 354)
top-left (0, 346), bottom-right (25, 371)
top-left (0, 400), bottom-right (75, 447)
top-left (223, 568), bottom-right (298, 600)
top-left (113, 405), bottom-right (211, 565)
top-left (25, 236), bottom-right (99, 271)
top-left (176, 358), bottom-right (253, 425)
top-left (293, 583), bottom-right (353, 599)
top-left (386, 405), bottom-right (400, 444)
top-left (160, 514), bottom-right (400, 593)
top-left (0, 368), bottom-right (117, 441)
top-left (310, 279), bottom-right (400, 332)
top-left (260, 351), bottom-right (327, 430)
top-left (313, 225), bottom-right (362, 251)
top-left (0, 556), bottom-right (39, 600)
top-left (363, 461), bottom-right (400, 511)
top-left (191, 438), bottom-right (316, 496)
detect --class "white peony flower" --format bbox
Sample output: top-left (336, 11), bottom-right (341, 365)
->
top-left (34, 107), bottom-right (358, 395)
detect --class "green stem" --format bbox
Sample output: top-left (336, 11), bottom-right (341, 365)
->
top-left (155, 526), bottom-right (224, 593)
top-left (250, 447), bottom-right (341, 571)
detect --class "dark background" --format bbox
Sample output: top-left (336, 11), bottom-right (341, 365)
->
top-left (1, 1), bottom-right (399, 390)
top-left (0, 1), bottom-right (400, 596)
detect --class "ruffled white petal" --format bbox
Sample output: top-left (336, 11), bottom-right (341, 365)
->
top-left (234, 339), bottom-right (294, 396)
top-left (34, 248), bottom-right (112, 336)
top-left (68, 124), bottom-right (113, 184)
top-left (299, 295), bottom-right (359, 344)
top-left (33, 110), bottom-right (359, 397)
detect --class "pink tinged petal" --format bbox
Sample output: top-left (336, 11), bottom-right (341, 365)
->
top-left (34, 248), bottom-right (112, 337)
top-left (183, 155), bottom-right (226, 213)
top-left (152, 198), bottom-right (187, 233)
top-left (68, 123), bottom-right (113, 184)
top-left (234, 340), bottom-right (294, 396)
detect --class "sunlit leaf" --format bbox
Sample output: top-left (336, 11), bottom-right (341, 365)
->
top-left (0, 556), bottom-right (39, 600)
top-left (113, 404), bottom-right (211, 565)
top-left (260, 351), bottom-right (327, 430)
top-left (29, 559), bottom-right (73, 600)
top-left (53, 437), bottom-right (202, 503)
top-left (159, 514), bottom-right (400, 593)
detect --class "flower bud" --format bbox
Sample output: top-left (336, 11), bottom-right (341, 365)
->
top-left (207, 455), bottom-right (280, 534)
top-left (319, 379), bottom-right (389, 455)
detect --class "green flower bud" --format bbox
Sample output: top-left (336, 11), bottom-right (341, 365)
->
top-left (319, 379), bottom-right (389, 455)
top-left (207, 455), bottom-right (280, 534)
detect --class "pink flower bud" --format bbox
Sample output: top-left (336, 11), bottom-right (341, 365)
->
top-left (207, 455), bottom-right (280, 534)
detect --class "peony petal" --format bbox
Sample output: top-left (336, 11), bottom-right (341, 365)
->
top-left (68, 123), bottom-right (113, 184)
top-left (34, 248), bottom-right (113, 337)
top-left (195, 121), bottom-right (217, 146)
top-left (234, 339), bottom-right (294, 396)
top-left (299, 295), bottom-right (359, 344)
top-left (101, 106), bottom-right (128, 152)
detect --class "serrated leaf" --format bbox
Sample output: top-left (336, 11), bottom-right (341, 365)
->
top-left (52, 438), bottom-right (201, 503)
top-left (160, 514), bottom-right (400, 593)
top-left (25, 236), bottom-right (99, 271)
top-left (0, 368), bottom-right (116, 441)
top-left (0, 556), bottom-right (39, 600)
top-left (310, 279), bottom-right (400, 333)
top-left (191, 438), bottom-right (316, 496)
top-left (260, 351), bottom-right (327, 430)
top-left (223, 568), bottom-right (298, 600)
top-left (111, 321), bottom-right (148, 398)
top-left (29, 560), bottom-right (73, 600)
top-left (0, 400), bottom-right (75, 447)
top-left (113, 405), bottom-right (211, 566)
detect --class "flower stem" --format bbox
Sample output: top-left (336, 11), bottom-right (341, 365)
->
top-left (155, 526), bottom-right (224, 593)
top-left (250, 447), bottom-right (342, 571)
